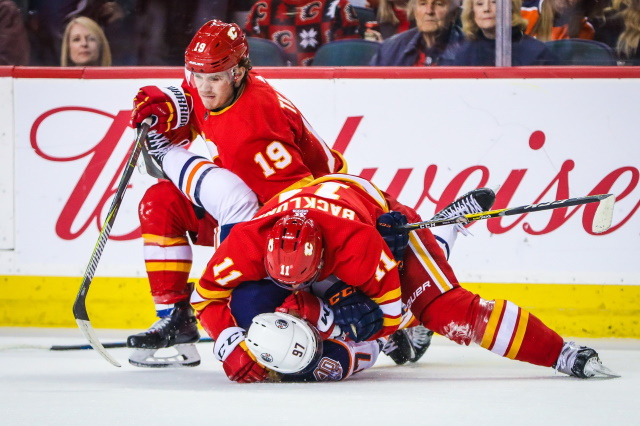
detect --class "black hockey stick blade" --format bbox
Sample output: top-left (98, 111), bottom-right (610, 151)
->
top-left (49, 337), bottom-right (214, 351)
top-left (72, 119), bottom-right (151, 367)
top-left (400, 194), bottom-right (616, 234)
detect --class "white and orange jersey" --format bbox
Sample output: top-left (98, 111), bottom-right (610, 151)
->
top-left (521, 0), bottom-right (595, 40)
top-left (167, 71), bottom-right (346, 204)
top-left (193, 175), bottom-right (403, 341)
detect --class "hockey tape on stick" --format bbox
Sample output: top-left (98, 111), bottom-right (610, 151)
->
top-left (399, 194), bottom-right (616, 234)
top-left (72, 118), bottom-right (152, 368)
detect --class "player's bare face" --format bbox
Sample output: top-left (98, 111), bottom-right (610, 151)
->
top-left (193, 71), bottom-right (236, 110)
top-left (473, 0), bottom-right (497, 38)
top-left (68, 23), bottom-right (100, 66)
top-left (415, 0), bottom-right (452, 34)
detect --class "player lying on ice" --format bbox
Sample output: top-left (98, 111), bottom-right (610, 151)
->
top-left (192, 173), bottom-right (618, 382)
top-left (126, 19), bottom-right (492, 368)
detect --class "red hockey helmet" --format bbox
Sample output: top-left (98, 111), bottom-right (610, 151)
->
top-left (185, 20), bottom-right (248, 73)
top-left (265, 214), bottom-right (324, 290)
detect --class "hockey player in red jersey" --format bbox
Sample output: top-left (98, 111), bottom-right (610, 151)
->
top-left (194, 173), bottom-right (617, 382)
top-left (126, 20), bottom-right (346, 367)
top-left (194, 174), bottom-right (410, 382)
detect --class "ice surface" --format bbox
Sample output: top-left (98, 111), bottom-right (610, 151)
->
top-left (1, 328), bottom-right (638, 426)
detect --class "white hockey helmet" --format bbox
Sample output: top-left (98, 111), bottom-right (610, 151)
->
top-left (245, 312), bottom-right (322, 374)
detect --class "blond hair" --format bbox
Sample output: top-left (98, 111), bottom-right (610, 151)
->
top-left (60, 16), bottom-right (112, 66)
top-left (378, 0), bottom-right (401, 26)
top-left (461, 0), bottom-right (528, 39)
top-left (617, 0), bottom-right (640, 57)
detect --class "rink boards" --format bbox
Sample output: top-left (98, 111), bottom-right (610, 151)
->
top-left (0, 66), bottom-right (638, 336)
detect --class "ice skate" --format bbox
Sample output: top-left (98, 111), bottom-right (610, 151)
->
top-left (379, 329), bottom-right (415, 365)
top-left (431, 187), bottom-right (496, 235)
top-left (127, 300), bottom-right (201, 368)
top-left (405, 325), bottom-right (434, 363)
top-left (140, 130), bottom-right (188, 179)
top-left (554, 341), bottom-right (620, 378)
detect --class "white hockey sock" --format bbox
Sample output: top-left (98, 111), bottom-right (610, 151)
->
top-left (162, 148), bottom-right (259, 224)
top-left (430, 224), bottom-right (458, 260)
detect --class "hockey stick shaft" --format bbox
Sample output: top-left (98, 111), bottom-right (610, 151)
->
top-left (400, 193), bottom-right (615, 233)
top-left (72, 119), bottom-right (151, 367)
top-left (49, 337), bottom-right (214, 351)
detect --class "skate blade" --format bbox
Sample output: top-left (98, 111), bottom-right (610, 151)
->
top-left (587, 358), bottom-right (621, 378)
top-left (128, 344), bottom-right (201, 368)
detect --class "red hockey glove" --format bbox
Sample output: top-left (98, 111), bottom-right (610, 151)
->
top-left (277, 291), bottom-right (339, 339)
top-left (130, 85), bottom-right (193, 133)
top-left (214, 327), bottom-right (268, 383)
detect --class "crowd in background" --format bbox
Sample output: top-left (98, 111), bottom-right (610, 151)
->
top-left (0, 0), bottom-right (638, 66)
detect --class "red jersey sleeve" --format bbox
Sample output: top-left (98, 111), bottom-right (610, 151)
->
top-left (192, 222), bottom-right (270, 339)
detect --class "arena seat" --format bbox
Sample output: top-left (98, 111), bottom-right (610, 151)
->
top-left (545, 39), bottom-right (618, 66)
top-left (311, 39), bottom-right (380, 66)
top-left (247, 37), bottom-right (289, 66)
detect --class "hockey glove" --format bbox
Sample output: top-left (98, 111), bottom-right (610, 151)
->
top-left (130, 85), bottom-right (193, 133)
top-left (214, 327), bottom-right (268, 383)
top-left (376, 211), bottom-right (409, 261)
top-left (277, 291), bottom-right (340, 339)
top-left (325, 281), bottom-right (383, 342)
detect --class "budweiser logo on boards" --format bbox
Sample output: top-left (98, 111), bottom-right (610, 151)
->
top-left (30, 111), bottom-right (639, 241)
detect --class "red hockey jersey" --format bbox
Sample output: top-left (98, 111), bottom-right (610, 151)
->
top-left (194, 174), bottom-right (403, 341)
top-left (168, 71), bottom-right (346, 203)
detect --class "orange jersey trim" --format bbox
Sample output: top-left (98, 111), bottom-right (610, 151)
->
top-left (505, 310), bottom-right (529, 359)
top-left (145, 260), bottom-right (192, 273)
top-left (142, 234), bottom-right (190, 246)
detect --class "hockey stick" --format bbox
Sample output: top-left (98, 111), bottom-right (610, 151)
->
top-left (0, 337), bottom-right (214, 352)
top-left (72, 118), bottom-right (152, 367)
top-left (50, 337), bottom-right (214, 351)
top-left (399, 194), bottom-right (616, 234)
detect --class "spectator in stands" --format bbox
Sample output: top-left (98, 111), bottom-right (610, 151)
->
top-left (0, 0), bottom-right (30, 65)
top-left (453, 0), bottom-right (559, 65)
top-left (60, 16), bottom-right (112, 66)
top-left (134, 0), bottom-right (234, 66)
top-left (82, 0), bottom-right (137, 65)
top-left (521, 0), bottom-right (606, 40)
top-left (365, 0), bottom-right (412, 40)
top-left (26, 0), bottom-right (86, 66)
top-left (593, 0), bottom-right (640, 64)
top-left (369, 0), bottom-right (464, 65)
top-left (614, 0), bottom-right (640, 63)
top-left (244, 0), bottom-right (361, 65)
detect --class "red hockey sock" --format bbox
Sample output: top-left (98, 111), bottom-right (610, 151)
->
top-left (139, 181), bottom-right (217, 305)
top-left (419, 287), bottom-right (564, 367)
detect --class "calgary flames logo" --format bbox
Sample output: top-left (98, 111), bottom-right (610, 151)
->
top-left (304, 242), bottom-right (314, 256)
